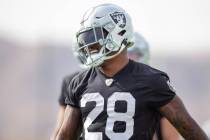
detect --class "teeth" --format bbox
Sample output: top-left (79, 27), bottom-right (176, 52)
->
top-left (91, 50), bottom-right (98, 53)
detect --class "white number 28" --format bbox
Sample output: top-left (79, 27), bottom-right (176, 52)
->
top-left (80, 92), bottom-right (136, 140)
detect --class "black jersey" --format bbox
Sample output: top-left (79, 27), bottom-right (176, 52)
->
top-left (58, 71), bottom-right (80, 106)
top-left (65, 60), bottom-right (176, 140)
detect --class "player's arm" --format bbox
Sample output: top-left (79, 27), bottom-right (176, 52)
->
top-left (55, 105), bottom-right (81, 140)
top-left (159, 95), bottom-right (208, 140)
top-left (51, 77), bottom-right (69, 140)
top-left (51, 105), bottom-right (66, 140)
top-left (160, 117), bottom-right (180, 140)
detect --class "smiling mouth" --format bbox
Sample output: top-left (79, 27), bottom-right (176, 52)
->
top-left (90, 50), bottom-right (99, 54)
top-left (89, 43), bottom-right (101, 54)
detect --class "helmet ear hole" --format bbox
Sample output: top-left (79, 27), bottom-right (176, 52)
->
top-left (118, 30), bottom-right (126, 36)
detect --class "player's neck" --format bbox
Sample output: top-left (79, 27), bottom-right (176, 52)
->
top-left (99, 50), bottom-right (129, 77)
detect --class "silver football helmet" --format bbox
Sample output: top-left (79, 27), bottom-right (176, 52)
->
top-left (128, 32), bottom-right (150, 64)
top-left (74, 3), bottom-right (134, 67)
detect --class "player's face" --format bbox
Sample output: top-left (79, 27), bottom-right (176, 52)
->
top-left (77, 27), bottom-right (102, 55)
top-left (80, 43), bottom-right (102, 57)
top-left (76, 26), bottom-right (109, 66)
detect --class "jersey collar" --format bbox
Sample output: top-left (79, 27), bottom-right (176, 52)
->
top-left (96, 59), bottom-right (134, 81)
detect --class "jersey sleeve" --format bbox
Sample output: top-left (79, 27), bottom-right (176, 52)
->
top-left (65, 75), bottom-right (80, 108)
top-left (58, 71), bottom-right (80, 106)
top-left (147, 74), bottom-right (176, 108)
top-left (58, 79), bottom-right (68, 106)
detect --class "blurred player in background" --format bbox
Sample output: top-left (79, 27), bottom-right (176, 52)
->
top-left (128, 32), bottom-right (180, 140)
top-left (127, 32), bottom-right (150, 64)
top-left (202, 120), bottom-right (210, 139)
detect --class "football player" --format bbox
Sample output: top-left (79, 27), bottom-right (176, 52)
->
top-left (128, 32), bottom-right (180, 140)
top-left (55, 3), bottom-right (208, 140)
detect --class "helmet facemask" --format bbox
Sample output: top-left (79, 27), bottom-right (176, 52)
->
top-left (76, 25), bottom-right (124, 67)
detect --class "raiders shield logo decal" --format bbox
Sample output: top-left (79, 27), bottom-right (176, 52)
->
top-left (110, 12), bottom-right (126, 28)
